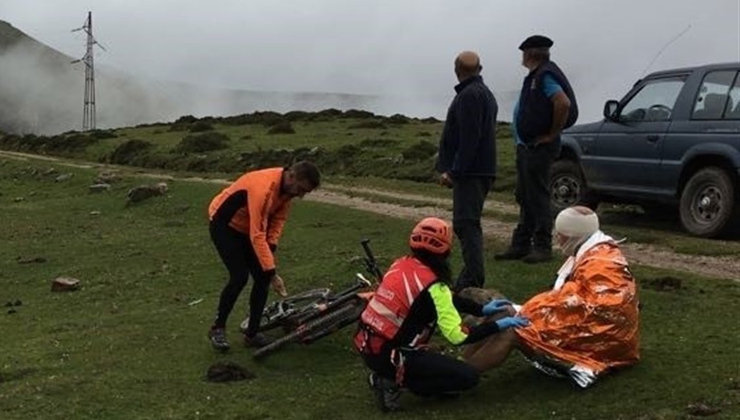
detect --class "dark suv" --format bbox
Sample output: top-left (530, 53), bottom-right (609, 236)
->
top-left (551, 62), bottom-right (740, 237)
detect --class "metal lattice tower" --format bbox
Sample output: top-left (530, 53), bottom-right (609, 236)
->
top-left (72, 12), bottom-right (104, 131)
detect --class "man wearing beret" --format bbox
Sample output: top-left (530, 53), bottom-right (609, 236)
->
top-left (436, 51), bottom-right (498, 290)
top-left (496, 35), bottom-right (578, 264)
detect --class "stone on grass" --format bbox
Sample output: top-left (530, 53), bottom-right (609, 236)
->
top-left (51, 277), bottom-right (80, 292)
top-left (89, 183), bottom-right (111, 193)
top-left (126, 182), bottom-right (168, 205)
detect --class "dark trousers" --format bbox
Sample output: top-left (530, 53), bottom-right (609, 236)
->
top-left (209, 221), bottom-right (270, 336)
top-left (511, 142), bottom-right (559, 251)
top-left (452, 176), bottom-right (493, 290)
top-left (363, 349), bottom-right (479, 396)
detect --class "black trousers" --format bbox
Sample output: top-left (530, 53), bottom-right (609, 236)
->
top-left (209, 221), bottom-right (270, 336)
top-left (452, 176), bottom-right (493, 290)
top-left (362, 348), bottom-right (479, 396)
top-left (511, 142), bottom-right (559, 251)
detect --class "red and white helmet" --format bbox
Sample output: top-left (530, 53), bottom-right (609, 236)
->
top-left (409, 217), bottom-right (452, 255)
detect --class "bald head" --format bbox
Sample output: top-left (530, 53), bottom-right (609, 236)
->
top-left (454, 51), bottom-right (482, 81)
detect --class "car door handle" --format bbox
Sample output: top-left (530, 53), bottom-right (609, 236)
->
top-left (646, 135), bottom-right (660, 142)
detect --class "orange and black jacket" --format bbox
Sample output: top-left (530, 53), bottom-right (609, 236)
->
top-left (208, 167), bottom-right (291, 274)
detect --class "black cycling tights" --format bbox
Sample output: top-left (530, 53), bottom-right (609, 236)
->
top-left (364, 348), bottom-right (479, 396)
top-left (210, 221), bottom-right (270, 336)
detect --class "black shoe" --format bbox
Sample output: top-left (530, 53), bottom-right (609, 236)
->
top-left (244, 332), bottom-right (274, 348)
top-left (522, 249), bottom-right (553, 264)
top-left (208, 327), bottom-right (230, 352)
top-left (494, 248), bottom-right (530, 260)
top-left (368, 372), bottom-right (401, 412)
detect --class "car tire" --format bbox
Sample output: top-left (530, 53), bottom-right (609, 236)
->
top-left (679, 167), bottom-right (738, 237)
top-left (550, 159), bottom-right (599, 213)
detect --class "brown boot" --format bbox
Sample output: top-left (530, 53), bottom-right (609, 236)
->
top-left (494, 248), bottom-right (530, 260)
top-left (522, 249), bottom-right (553, 264)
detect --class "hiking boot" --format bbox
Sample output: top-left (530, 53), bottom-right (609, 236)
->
top-left (522, 249), bottom-right (553, 264)
top-left (494, 247), bottom-right (530, 260)
top-left (243, 332), bottom-right (274, 348)
top-left (208, 327), bottom-right (230, 352)
top-left (368, 372), bottom-right (401, 412)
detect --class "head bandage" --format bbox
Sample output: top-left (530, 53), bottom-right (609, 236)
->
top-left (555, 206), bottom-right (599, 255)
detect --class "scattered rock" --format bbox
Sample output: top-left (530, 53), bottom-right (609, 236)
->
top-left (7, 308), bottom-right (16, 315)
top-left (686, 402), bottom-right (721, 416)
top-left (95, 171), bottom-right (121, 184)
top-left (13, 300), bottom-right (22, 306)
top-left (13, 197), bottom-right (24, 203)
top-left (44, 168), bottom-right (58, 176)
top-left (89, 183), bottom-right (111, 193)
top-left (17, 256), bottom-right (46, 264)
top-left (51, 277), bottom-right (80, 292)
top-left (89, 211), bottom-right (101, 216)
top-left (55, 173), bottom-right (73, 182)
top-left (126, 182), bottom-right (168, 204)
top-left (206, 361), bottom-right (255, 382)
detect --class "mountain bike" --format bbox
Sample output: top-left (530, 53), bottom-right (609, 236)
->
top-left (247, 239), bottom-right (383, 359)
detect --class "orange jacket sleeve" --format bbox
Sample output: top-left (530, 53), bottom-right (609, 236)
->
top-left (246, 182), bottom-right (276, 272)
top-left (266, 200), bottom-right (291, 247)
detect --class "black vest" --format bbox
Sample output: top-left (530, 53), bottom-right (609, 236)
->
top-left (516, 61), bottom-right (578, 144)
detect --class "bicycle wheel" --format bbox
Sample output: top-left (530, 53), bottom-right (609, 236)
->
top-left (240, 288), bottom-right (331, 333)
top-left (253, 302), bottom-right (359, 359)
top-left (300, 299), bottom-right (366, 343)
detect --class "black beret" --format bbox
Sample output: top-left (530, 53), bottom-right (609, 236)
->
top-left (518, 35), bottom-right (553, 50)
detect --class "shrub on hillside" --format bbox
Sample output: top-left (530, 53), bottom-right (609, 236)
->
top-left (108, 139), bottom-right (153, 164)
top-left (284, 111), bottom-right (311, 121)
top-left (175, 115), bottom-right (198, 124)
top-left (188, 121), bottom-right (213, 132)
top-left (349, 120), bottom-right (387, 129)
top-left (267, 121), bottom-right (295, 135)
top-left (342, 109), bottom-right (375, 119)
top-left (421, 117), bottom-right (440, 124)
top-left (401, 140), bottom-right (437, 161)
top-left (175, 132), bottom-right (230, 153)
top-left (89, 129), bottom-right (117, 139)
top-left (387, 113), bottom-right (410, 124)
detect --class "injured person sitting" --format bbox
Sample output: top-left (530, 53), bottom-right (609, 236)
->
top-left (463, 205), bottom-right (640, 388)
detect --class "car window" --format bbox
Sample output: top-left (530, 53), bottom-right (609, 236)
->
top-left (620, 78), bottom-right (685, 122)
top-left (692, 70), bottom-right (737, 120)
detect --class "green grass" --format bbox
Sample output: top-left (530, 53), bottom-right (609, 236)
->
top-left (1, 157), bottom-right (739, 419)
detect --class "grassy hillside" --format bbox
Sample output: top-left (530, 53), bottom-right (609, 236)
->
top-left (1, 156), bottom-right (738, 419)
top-left (0, 110), bottom-right (516, 191)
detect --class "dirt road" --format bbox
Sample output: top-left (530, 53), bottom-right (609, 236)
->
top-left (2, 149), bottom-right (737, 281)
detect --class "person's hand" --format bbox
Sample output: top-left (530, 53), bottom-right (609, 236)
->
top-left (534, 133), bottom-right (557, 146)
top-left (482, 298), bottom-right (513, 316)
top-left (494, 316), bottom-right (530, 330)
top-left (270, 274), bottom-right (288, 297)
top-left (439, 172), bottom-right (453, 188)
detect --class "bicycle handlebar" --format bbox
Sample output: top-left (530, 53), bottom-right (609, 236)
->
top-left (361, 239), bottom-right (383, 281)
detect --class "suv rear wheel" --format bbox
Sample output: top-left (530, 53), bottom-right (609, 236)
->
top-left (550, 159), bottom-right (599, 212)
top-left (679, 167), bottom-right (738, 237)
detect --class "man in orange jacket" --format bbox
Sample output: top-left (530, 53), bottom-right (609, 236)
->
top-left (207, 161), bottom-right (320, 351)
top-left (463, 206), bottom-right (639, 388)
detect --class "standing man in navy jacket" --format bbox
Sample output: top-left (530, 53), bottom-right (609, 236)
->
top-left (496, 35), bottom-right (578, 264)
top-left (436, 51), bottom-right (498, 291)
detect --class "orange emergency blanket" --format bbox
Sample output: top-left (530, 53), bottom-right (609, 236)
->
top-left (515, 239), bottom-right (640, 387)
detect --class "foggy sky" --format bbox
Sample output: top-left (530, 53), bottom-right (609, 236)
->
top-left (2, 0), bottom-right (740, 123)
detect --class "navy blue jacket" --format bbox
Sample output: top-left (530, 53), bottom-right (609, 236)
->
top-left (515, 61), bottom-right (578, 144)
top-left (436, 75), bottom-right (498, 177)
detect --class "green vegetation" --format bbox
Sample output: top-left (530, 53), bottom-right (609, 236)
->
top-left (1, 157), bottom-right (738, 419)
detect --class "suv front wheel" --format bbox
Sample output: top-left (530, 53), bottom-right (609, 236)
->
top-left (550, 159), bottom-right (599, 212)
top-left (679, 167), bottom-right (738, 237)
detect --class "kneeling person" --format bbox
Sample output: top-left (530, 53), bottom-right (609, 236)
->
top-left (354, 217), bottom-right (528, 411)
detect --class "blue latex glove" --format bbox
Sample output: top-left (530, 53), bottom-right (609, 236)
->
top-left (482, 299), bottom-right (513, 316)
top-left (495, 316), bottom-right (530, 330)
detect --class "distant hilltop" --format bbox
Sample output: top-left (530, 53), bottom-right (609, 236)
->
top-left (0, 20), bottom-right (518, 135)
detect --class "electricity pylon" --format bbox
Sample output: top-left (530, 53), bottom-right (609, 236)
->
top-left (72, 12), bottom-right (105, 131)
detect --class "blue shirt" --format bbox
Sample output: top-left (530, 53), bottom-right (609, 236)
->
top-left (512, 73), bottom-right (563, 145)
